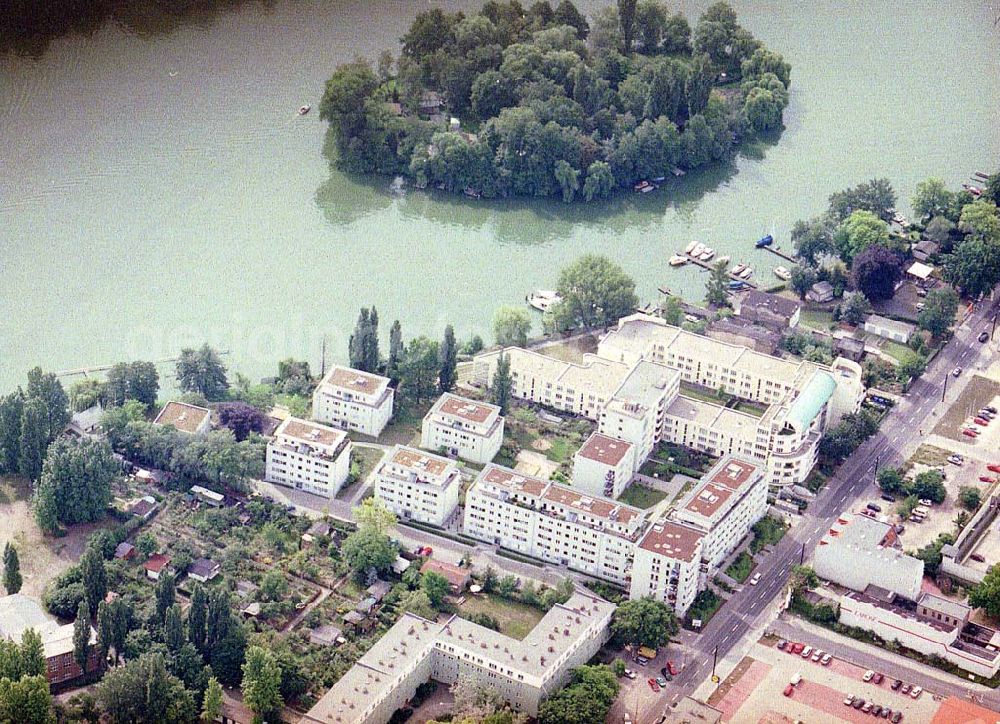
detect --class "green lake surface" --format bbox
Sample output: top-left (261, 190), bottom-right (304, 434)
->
top-left (2, 0), bottom-right (999, 391)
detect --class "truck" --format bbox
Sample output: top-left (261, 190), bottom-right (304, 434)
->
top-left (637, 646), bottom-right (658, 660)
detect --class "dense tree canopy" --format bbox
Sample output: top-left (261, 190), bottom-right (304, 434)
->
top-left (176, 345), bottom-right (229, 400)
top-left (34, 438), bottom-right (118, 532)
top-left (320, 1), bottom-right (790, 201)
top-left (610, 597), bottom-right (678, 648)
top-left (545, 255), bottom-right (638, 330)
top-left (850, 245), bottom-right (903, 301)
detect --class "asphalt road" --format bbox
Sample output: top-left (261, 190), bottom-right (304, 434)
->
top-left (660, 293), bottom-right (1000, 716)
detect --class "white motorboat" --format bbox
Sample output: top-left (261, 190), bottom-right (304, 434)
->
top-left (669, 255), bottom-right (688, 267)
top-left (700, 247), bottom-right (716, 261)
top-left (690, 243), bottom-right (706, 257)
top-left (739, 267), bottom-right (754, 279)
top-left (684, 240), bottom-right (698, 254)
top-left (526, 290), bottom-right (562, 312)
top-left (773, 266), bottom-right (792, 281)
top-left (732, 263), bottom-right (747, 275)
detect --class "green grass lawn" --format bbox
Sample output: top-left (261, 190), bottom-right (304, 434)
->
top-left (733, 400), bottom-right (767, 417)
top-left (725, 551), bottom-right (754, 583)
top-left (455, 594), bottom-right (545, 640)
top-left (617, 484), bottom-right (668, 509)
top-left (799, 309), bottom-right (835, 330)
top-left (378, 400), bottom-right (433, 446)
top-left (881, 341), bottom-right (911, 364)
top-left (679, 383), bottom-right (727, 405)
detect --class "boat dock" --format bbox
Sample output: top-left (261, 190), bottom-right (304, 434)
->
top-left (681, 253), bottom-right (758, 288)
top-left (758, 244), bottom-right (798, 264)
top-left (54, 351), bottom-right (231, 379)
top-left (974, 171), bottom-right (991, 182)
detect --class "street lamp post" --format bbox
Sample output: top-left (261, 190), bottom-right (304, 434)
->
top-left (941, 373), bottom-right (949, 402)
top-left (873, 455), bottom-right (880, 485)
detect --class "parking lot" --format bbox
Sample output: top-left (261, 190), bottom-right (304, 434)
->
top-left (932, 375), bottom-right (1000, 445)
top-left (607, 644), bottom-right (694, 724)
top-left (710, 638), bottom-right (946, 723)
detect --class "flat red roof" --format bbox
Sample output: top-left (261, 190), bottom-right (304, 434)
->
top-left (638, 521), bottom-right (702, 563)
top-left (434, 394), bottom-right (498, 425)
top-left (708, 458), bottom-right (759, 489)
top-left (576, 433), bottom-right (632, 466)
top-left (481, 465), bottom-right (548, 497)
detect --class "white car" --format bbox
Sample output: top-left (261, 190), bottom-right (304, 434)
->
top-left (624, 668), bottom-right (637, 680)
top-left (910, 686), bottom-right (922, 699)
top-left (863, 669), bottom-right (875, 682)
top-left (749, 572), bottom-right (762, 586)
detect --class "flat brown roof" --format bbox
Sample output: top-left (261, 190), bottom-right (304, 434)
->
top-left (390, 447), bottom-right (451, 477)
top-left (434, 393), bottom-right (499, 425)
top-left (682, 481), bottom-right (736, 519)
top-left (153, 401), bottom-right (210, 434)
top-left (278, 418), bottom-right (347, 449)
top-left (542, 484), bottom-right (641, 525)
top-left (481, 465), bottom-right (548, 497)
top-left (708, 458), bottom-right (760, 489)
top-left (638, 521), bottom-right (703, 563)
top-left (576, 433), bottom-right (632, 466)
top-left (325, 366), bottom-right (388, 396)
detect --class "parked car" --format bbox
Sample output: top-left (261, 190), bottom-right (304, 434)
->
top-left (863, 670), bottom-right (875, 682)
top-left (963, 429), bottom-right (978, 438)
top-left (987, 406), bottom-right (998, 414)
top-left (777, 639), bottom-right (787, 650)
top-left (918, 499), bottom-right (933, 507)
top-left (979, 331), bottom-right (990, 343)
top-left (910, 686), bottom-right (922, 699)
top-left (637, 656), bottom-right (649, 665)
top-left (882, 708), bottom-right (891, 719)
top-left (624, 668), bottom-right (637, 680)
top-left (978, 410), bottom-right (995, 419)
top-left (988, 464), bottom-right (1000, 474)
top-left (783, 683), bottom-right (794, 697)
top-left (853, 698), bottom-right (865, 710)
top-left (749, 572), bottom-right (761, 586)
top-left (790, 672), bottom-right (802, 686)
top-left (948, 454), bottom-right (964, 465)
top-left (953, 367), bottom-right (963, 377)
top-left (875, 672), bottom-right (885, 684)
top-left (656, 676), bottom-right (668, 688)
top-left (891, 679), bottom-right (902, 690)
top-left (844, 694), bottom-right (855, 706)
top-left (624, 713), bottom-right (633, 724)
top-left (901, 683), bottom-right (911, 694)
top-left (863, 702), bottom-right (873, 713)
top-left (980, 476), bottom-right (995, 483)
top-left (647, 678), bottom-right (659, 692)
top-left (821, 653), bottom-right (832, 665)
top-left (801, 646), bottom-right (813, 658)
top-left (666, 661), bottom-right (678, 676)
top-left (892, 711), bottom-right (903, 723)
top-left (974, 417), bottom-right (990, 426)
top-left (867, 502), bottom-right (883, 512)
top-left (972, 553), bottom-right (987, 563)
top-left (873, 705), bottom-right (883, 716)
top-left (792, 642), bottom-right (804, 654)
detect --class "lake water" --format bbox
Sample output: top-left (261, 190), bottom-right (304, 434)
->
top-left (2, 0), bottom-right (999, 392)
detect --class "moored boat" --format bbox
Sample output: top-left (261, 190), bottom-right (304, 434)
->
top-left (669, 254), bottom-right (688, 267)
top-left (684, 240), bottom-right (698, 254)
top-left (755, 234), bottom-right (774, 248)
top-left (690, 243), bottom-right (706, 257)
top-left (773, 266), bottom-right (791, 281)
top-left (739, 267), bottom-right (754, 279)
top-left (700, 247), bottom-right (715, 261)
top-left (732, 263), bottom-right (747, 275)
top-left (526, 290), bottom-right (562, 312)
top-left (298, 104), bottom-right (311, 115)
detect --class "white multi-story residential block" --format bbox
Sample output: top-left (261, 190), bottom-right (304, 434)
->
top-left (153, 401), bottom-right (211, 435)
top-left (673, 457), bottom-right (767, 569)
top-left (373, 445), bottom-right (462, 526)
top-left (312, 365), bottom-right (394, 437)
top-left (599, 360), bottom-right (679, 464)
top-left (265, 417), bottom-right (353, 498)
top-left (463, 464), bottom-right (646, 587)
top-left (304, 591), bottom-right (614, 724)
top-left (629, 520), bottom-right (705, 616)
top-left (474, 313), bottom-right (865, 488)
top-left (420, 393), bottom-right (504, 464)
top-left (813, 513), bottom-right (924, 600)
top-left (572, 432), bottom-right (636, 499)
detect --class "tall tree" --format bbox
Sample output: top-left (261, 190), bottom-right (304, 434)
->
top-left (348, 307), bottom-right (381, 372)
top-left (851, 245), bottom-right (903, 301)
top-left (164, 604), bottom-right (185, 652)
top-left (68, 378), bottom-right (106, 412)
top-left (19, 629), bottom-right (45, 677)
top-left (387, 320), bottom-right (404, 384)
top-left (0, 674), bottom-right (52, 724)
top-left (3, 543), bottom-right (22, 594)
top-left (176, 345), bottom-right (229, 400)
top-left (34, 437), bottom-right (118, 530)
top-left (342, 527), bottom-right (397, 585)
top-left (610, 598), bottom-right (678, 648)
top-left (945, 237), bottom-right (1000, 298)
top-left (705, 260), bottom-right (730, 307)
top-left (490, 352), bottom-right (513, 415)
top-left (398, 337), bottom-right (440, 401)
top-left (617, 0), bottom-right (638, 54)
top-left (548, 255), bottom-right (638, 330)
top-left (439, 325), bottom-right (458, 393)
top-left (96, 600), bottom-right (112, 665)
top-left (25, 367), bottom-right (69, 442)
top-left (97, 653), bottom-right (197, 724)
top-left (18, 398), bottom-right (48, 482)
top-left (109, 598), bottom-right (130, 665)
top-left (155, 572), bottom-right (176, 625)
top-left (0, 392), bottom-right (25, 474)
top-left (493, 305), bottom-right (532, 347)
top-left (79, 548), bottom-right (107, 616)
top-left (201, 676), bottom-right (224, 723)
top-left (834, 209), bottom-right (891, 262)
top-left (241, 646), bottom-right (283, 722)
top-left (353, 497), bottom-right (397, 535)
top-left (72, 601), bottom-right (91, 674)
top-left (917, 287), bottom-right (959, 338)
top-left (105, 361), bottom-right (159, 409)
top-left (188, 585), bottom-right (208, 652)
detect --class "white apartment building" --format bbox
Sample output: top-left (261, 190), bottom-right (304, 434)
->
top-left (463, 464), bottom-right (646, 587)
top-left (673, 457), bottom-right (768, 570)
top-left (312, 365), bottom-right (394, 437)
top-left (474, 313), bottom-right (866, 487)
top-left (599, 360), bottom-right (679, 464)
top-left (572, 432), bottom-right (637, 499)
top-left (373, 445), bottom-right (462, 526)
top-left (420, 393), bottom-right (504, 464)
top-left (265, 417), bottom-right (352, 498)
top-left (305, 591), bottom-right (615, 723)
top-left (813, 513), bottom-right (924, 600)
top-left (629, 520), bottom-right (705, 617)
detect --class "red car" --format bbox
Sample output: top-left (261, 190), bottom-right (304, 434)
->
top-left (648, 678), bottom-right (660, 692)
top-left (975, 417), bottom-right (990, 426)
top-left (784, 684), bottom-right (794, 697)
top-left (667, 661), bottom-right (678, 676)
top-left (987, 464), bottom-right (1000, 474)
top-left (964, 429), bottom-right (979, 438)
top-left (980, 476), bottom-right (996, 483)
top-left (791, 642), bottom-right (804, 654)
